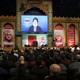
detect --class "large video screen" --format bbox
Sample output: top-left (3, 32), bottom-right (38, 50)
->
top-left (22, 34), bottom-right (48, 47)
top-left (21, 15), bottom-right (48, 33)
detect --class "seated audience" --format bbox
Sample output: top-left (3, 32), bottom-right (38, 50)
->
top-left (30, 58), bottom-right (49, 80)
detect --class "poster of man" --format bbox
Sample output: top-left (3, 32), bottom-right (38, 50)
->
top-left (54, 30), bottom-right (64, 47)
top-left (2, 23), bottom-right (14, 47)
top-left (3, 30), bottom-right (14, 43)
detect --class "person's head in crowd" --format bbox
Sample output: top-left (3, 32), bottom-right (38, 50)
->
top-left (36, 60), bottom-right (42, 67)
top-left (76, 54), bottom-right (80, 61)
top-left (55, 56), bottom-right (62, 64)
top-left (21, 49), bottom-right (25, 55)
top-left (13, 49), bottom-right (19, 58)
top-left (36, 55), bottom-right (43, 61)
top-left (49, 64), bottom-right (61, 76)
top-left (19, 55), bottom-right (25, 62)
top-left (16, 58), bottom-right (28, 80)
top-left (2, 54), bottom-right (8, 61)
top-left (29, 49), bottom-right (34, 55)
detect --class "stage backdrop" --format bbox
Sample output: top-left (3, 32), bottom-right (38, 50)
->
top-left (22, 34), bottom-right (48, 47)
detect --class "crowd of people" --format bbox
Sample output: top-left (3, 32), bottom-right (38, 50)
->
top-left (0, 45), bottom-right (80, 80)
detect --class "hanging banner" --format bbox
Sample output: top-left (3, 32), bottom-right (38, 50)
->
top-left (67, 24), bottom-right (75, 46)
top-left (2, 23), bottom-right (14, 47)
top-left (54, 24), bottom-right (64, 47)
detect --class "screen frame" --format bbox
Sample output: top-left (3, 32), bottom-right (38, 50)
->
top-left (21, 15), bottom-right (48, 33)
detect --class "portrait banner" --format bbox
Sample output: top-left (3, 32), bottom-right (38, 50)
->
top-left (54, 24), bottom-right (64, 47)
top-left (54, 30), bottom-right (64, 47)
top-left (2, 23), bottom-right (14, 47)
top-left (67, 25), bottom-right (75, 46)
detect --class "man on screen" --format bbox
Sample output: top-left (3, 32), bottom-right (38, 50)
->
top-left (28, 17), bottom-right (42, 33)
top-left (39, 37), bottom-right (46, 46)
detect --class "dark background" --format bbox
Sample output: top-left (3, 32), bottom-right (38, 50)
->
top-left (0, 0), bottom-right (80, 17)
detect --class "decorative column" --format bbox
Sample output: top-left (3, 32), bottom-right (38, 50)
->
top-left (16, 0), bottom-right (24, 48)
top-left (48, 1), bottom-right (53, 47)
